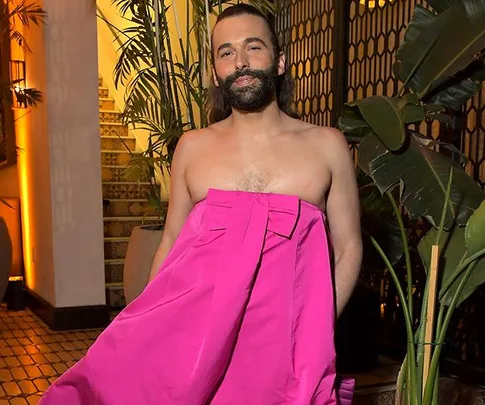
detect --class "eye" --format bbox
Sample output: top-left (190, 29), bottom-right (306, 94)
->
top-left (248, 46), bottom-right (261, 51)
top-left (220, 50), bottom-right (232, 58)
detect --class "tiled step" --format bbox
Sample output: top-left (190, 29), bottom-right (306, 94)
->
top-left (102, 165), bottom-right (149, 182)
top-left (100, 135), bottom-right (136, 151)
top-left (99, 87), bottom-right (109, 98)
top-left (104, 237), bottom-right (130, 260)
top-left (102, 181), bottom-right (152, 200)
top-left (99, 98), bottom-right (115, 110)
top-left (105, 259), bottom-right (124, 283)
top-left (100, 110), bottom-right (123, 123)
top-left (106, 282), bottom-right (125, 308)
top-left (103, 198), bottom-right (158, 217)
top-left (100, 122), bottom-right (129, 138)
top-left (101, 150), bottom-right (136, 166)
top-left (103, 216), bottom-right (162, 238)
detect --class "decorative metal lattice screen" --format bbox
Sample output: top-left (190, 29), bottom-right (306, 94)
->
top-left (276, 0), bottom-right (336, 126)
top-left (463, 87), bottom-right (485, 189)
top-left (274, 0), bottom-right (485, 375)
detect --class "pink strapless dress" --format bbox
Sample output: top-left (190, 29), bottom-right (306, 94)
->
top-left (40, 188), bottom-right (354, 404)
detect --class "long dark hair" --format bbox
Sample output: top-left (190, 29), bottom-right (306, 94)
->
top-left (206, 4), bottom-right (299, 124)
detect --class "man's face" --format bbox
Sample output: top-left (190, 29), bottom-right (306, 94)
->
top-left (211, 14), bottom-right (285, 112)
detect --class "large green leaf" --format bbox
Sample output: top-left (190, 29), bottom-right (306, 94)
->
top-left (401, 104), bottom-right (426, 123)
top-left (357, 134), bottom-right (387, 176)
top-left (393, 5), bottom-right (438, 84)
top-left (424, 0), bottom-right (461, 13)
top-left (465, 199), bottom-right (485, 256)
top-left (395, 0), bottom-right (485, 98)
top-left (347, 96), bottom-right (406, 151)
top-left (399, 5), bottom-right (437, 48)
top-left (419, 226), bottom-right (485, 306)
top-left (360, 135), bottom-right (485, 228)
top-left (398, 93), bottom-right (425, 124)
top-left (338, 117), bottom-right (373, 142)
top-left (427, 79), bottom-right (480, 110)
top-left (337, 106), bottom-right (373, 141)
top-left (427, 60), bottom-right (485, 110)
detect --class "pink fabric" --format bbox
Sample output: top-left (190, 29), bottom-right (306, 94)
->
top-left (40, 188), bottom-right (355, 405)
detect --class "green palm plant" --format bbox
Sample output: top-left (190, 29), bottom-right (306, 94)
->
top-left (338, 1), bottom-right (485, 404)
top-left (0, 0), bottom-right (45, 108)
top-left (99, 0), bottom-right (275, 218)
top-left (0, 0), bottom-right (46, 208)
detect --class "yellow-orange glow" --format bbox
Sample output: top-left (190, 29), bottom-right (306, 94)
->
top-left (10, 2), bottom-right (35, 290)
top-left (16, 113), bottom-right (35, 289)
top-left (360, 0), bottom-right (395, 8)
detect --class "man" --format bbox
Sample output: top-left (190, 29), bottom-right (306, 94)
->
top-left (40, 4), bottom-right (361, 405)
top-left (149, 4), bottom-right (361, 317)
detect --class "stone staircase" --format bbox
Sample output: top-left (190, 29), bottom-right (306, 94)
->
top-left (98, 78), bottom-right (160, 309)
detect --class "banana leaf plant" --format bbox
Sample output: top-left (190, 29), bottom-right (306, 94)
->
top-left (98, 0), bottom-right (275, 219)
top-left (337, 1), bottom-right (485, 404)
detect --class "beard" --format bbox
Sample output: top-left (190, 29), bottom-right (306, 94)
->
top-left (216, 64), bottom-right (278, 112)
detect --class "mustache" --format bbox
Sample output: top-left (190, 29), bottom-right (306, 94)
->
top-left (224, 69), bottom-right (268, 85)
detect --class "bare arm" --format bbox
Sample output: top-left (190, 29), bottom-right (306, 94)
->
top-left (324, 128), bottom-right (363, 317)
top-left (147, 132), bottom-right (197, 283)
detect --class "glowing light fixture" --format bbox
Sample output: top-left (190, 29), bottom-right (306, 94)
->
top-left (360, 0), bottom-right (394, 8)
top-left (9, 60), bottom-right (26, 108)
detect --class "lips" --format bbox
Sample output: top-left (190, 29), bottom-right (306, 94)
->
top-left (234, 75), bottom-right (256, 86)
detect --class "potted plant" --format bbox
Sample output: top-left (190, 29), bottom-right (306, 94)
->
top-left (338, 0), bottom-right (485, 403)
top-left (98, 0), bottom-right (275, 303)
top-left (0, 0), bottom-right (45, 301)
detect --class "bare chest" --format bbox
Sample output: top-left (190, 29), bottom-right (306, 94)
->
top-left (185, 140), bottom-right (330, 208)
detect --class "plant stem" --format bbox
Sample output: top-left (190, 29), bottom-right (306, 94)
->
top-left (148, 1), bottom-right (173, 121)
top-left (422, 261), bottom-right (478, 404)
top-left (417, 167), bottom-right (453, 400)
top-left (366, 231), bottom-right (418, 405)
top-left (387, 192), bottom-right (414, 330)
top-left (415, 281), bottom-right (429, 399)
top-left (435, 169), bottom-right (453, 246)
top-left (158, 2), bottom-right (183, 127)
top-left (395, 355), bottom-right (408, 405)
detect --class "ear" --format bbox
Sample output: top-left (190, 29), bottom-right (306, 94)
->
top-left (277, 52), bottom-right (286, 76)
top-left (212, 68), bottom-right (220, 87)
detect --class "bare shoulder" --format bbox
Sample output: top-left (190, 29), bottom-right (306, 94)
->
top-left (289, 119), bottom-right (350, 159)
top-left (305, 125), bottom-right (348, 150)
top-left (174, 126), bottom-right (216, 156)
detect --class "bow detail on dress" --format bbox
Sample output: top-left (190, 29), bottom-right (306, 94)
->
top-left (204, 188), bottom-right (300, 239)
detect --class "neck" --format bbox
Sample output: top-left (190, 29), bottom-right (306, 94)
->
top-left (228, 101), bottom-right (285, 136)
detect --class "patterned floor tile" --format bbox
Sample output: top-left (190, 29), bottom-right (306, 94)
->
top-left (0, 304), bottom-right (101, 403)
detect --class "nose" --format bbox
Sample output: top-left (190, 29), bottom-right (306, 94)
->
top-left (235, 51), bottom-right (249, 71)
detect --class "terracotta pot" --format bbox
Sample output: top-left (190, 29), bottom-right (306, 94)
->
top-left (123, 225), bottom-right (163, 304)
top-left (0, 217), bottom-right (13, 302)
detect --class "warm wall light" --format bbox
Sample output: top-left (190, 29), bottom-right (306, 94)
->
top-left (360, 0), bottom-right (394, 8)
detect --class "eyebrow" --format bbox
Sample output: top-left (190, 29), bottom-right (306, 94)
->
top-left (216, 37), bottom-right (268, 54)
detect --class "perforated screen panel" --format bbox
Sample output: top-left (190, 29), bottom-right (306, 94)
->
top-left (275, 0), bottom-right (335, 126)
